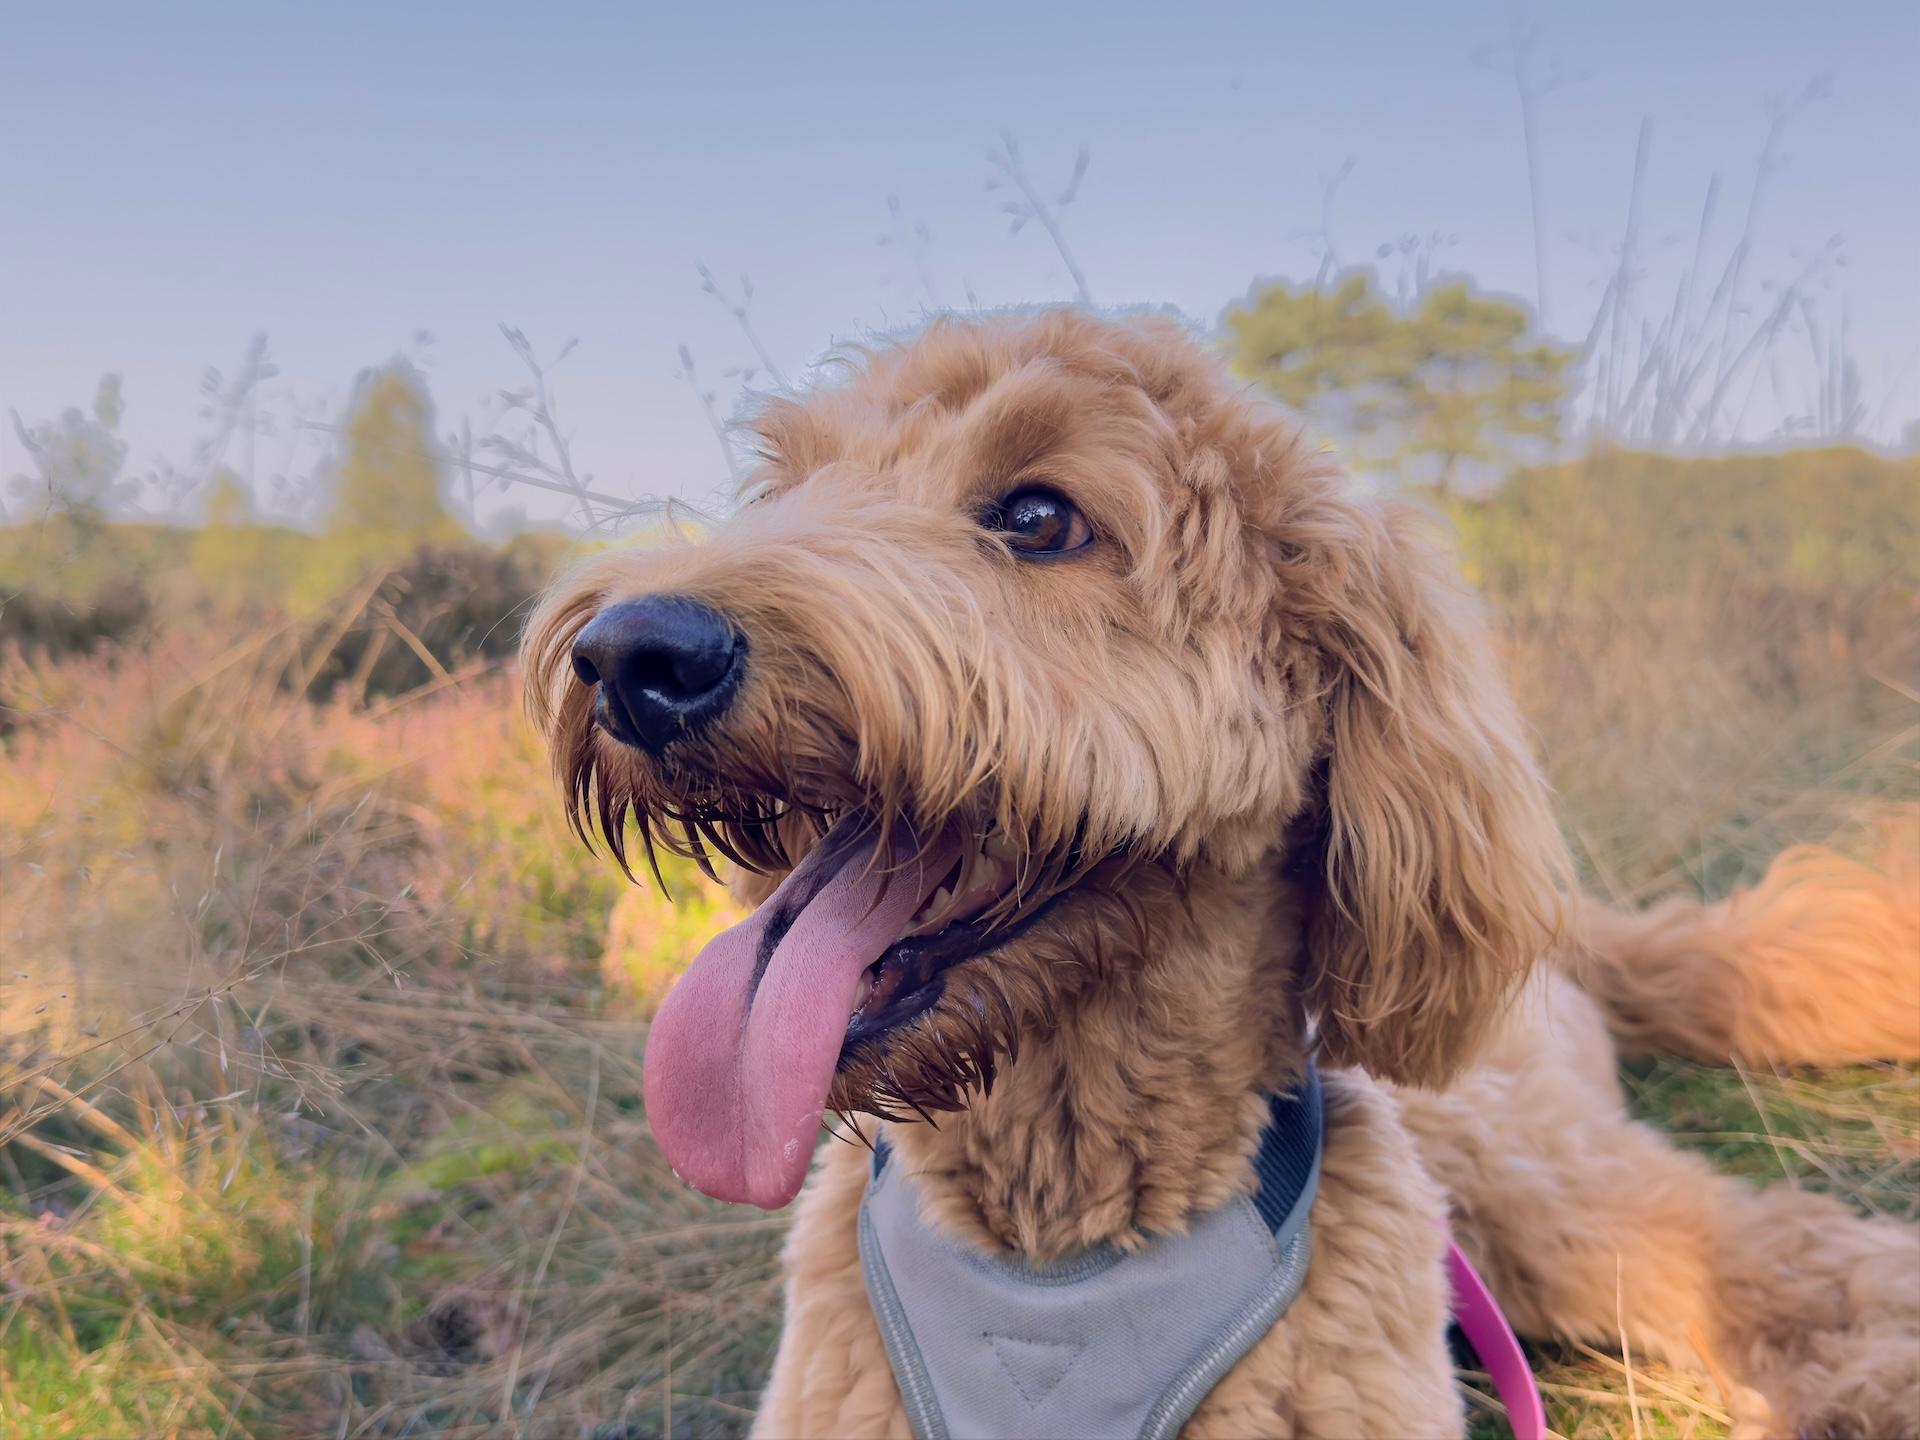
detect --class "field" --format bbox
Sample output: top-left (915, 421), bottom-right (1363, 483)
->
top-left (2, 446), bottom-right (1916, 1438)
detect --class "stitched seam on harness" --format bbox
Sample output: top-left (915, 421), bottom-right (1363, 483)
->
top-left (858, 1181), bottom-right (949, 1440)
top-left (1138, 1227), bottom-right (1314, 1440)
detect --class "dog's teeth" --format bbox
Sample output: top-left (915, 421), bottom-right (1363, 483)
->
top-left (912, 886), bottom-right (948, 925)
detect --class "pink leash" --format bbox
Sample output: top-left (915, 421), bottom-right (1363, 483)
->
top-left (1446, 1237), bottom-right (1547, 1440)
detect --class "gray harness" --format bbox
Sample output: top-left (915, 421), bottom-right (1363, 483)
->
top-left (858, 1066), bottom-right (1323, 1440)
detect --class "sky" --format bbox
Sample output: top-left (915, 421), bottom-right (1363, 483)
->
top-left (3, 1), bottom-right (1916, 528)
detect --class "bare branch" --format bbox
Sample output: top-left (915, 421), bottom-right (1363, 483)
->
top-left (987, 131), bottom-right (1093, 304)
top-left (674, 343), bottom-right (740, 483)
top-left (696, 263), bottom-right (789, 388)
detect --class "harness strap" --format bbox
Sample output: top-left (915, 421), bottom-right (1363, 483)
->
top-left (1249, 1066), bottom-right (1322, 1236)
top-left (1445, 1237), bottom-right (1546, 1440)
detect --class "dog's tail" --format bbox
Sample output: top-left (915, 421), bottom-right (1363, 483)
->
top-left (1569, 823), bottom-right (1920, 1065)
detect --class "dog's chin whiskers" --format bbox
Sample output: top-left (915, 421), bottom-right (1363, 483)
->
top-left (838, 965), bottom-right (1021, 1123)
top-left (831, 1110), bottom-right (877, 1155)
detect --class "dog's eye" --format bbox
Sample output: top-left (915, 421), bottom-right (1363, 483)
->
top-left (985, 485), bottom-right (1093, 557)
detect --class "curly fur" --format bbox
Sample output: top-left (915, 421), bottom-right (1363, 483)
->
top-left (524, 308), bottom-right (1920, 1438)
top-left (1572, 829), bottom-right (1920, 1066)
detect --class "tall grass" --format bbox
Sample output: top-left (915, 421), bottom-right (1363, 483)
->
top-left (1, 614), bottom-right (768, 1438)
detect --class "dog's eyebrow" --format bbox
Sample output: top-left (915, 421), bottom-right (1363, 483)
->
top-left (955, 369), bottom-right (1079, 485)
top-left (748, 396), bottom-right (848, 482)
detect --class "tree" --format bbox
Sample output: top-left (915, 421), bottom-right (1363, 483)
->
top-left (190, 469), bottom-right (279, 607)
top-left (326, 362), bottom-right (457, 543)
top-left (1224, 271), bottom-right (1572, 492)
top-left (8, 375), bottom-right (132, 522)
top-left (288, 361), bottom-right (463, 609)
top-left (203, 468), bottom-right (251, 528)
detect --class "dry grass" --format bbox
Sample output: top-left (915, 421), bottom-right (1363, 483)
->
top-left (1, 622), bottom-right (773, 1438)
top-left (2, 472), bottom-right (1915, 1437)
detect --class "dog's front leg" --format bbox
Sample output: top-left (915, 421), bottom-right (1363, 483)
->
top-left (753, 1141), bottom-right (912, 1440)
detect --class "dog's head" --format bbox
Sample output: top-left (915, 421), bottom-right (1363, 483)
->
top-left (524, 310), bottom-right (1567, 1208)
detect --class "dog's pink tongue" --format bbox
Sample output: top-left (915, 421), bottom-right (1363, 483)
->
top-left (643, 825), bottom-right (960, 1210)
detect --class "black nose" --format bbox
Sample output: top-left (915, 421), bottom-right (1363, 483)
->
top-left (571, 596), bottom-right (744, 754)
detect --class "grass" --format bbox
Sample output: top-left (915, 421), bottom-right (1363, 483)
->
top-left (1626, 1059), bottom-right (1919, 1220)
top-left (0, 610), bottom-right (791, 1438)
top-left (2, 449), bottom-right (1916, 1438)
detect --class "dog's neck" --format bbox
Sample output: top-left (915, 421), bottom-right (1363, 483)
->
top-left (880, 862), bottom-right (1307, 1262)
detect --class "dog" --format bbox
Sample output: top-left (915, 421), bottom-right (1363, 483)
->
top-left (524, 309), bottom-right (1920, 1438)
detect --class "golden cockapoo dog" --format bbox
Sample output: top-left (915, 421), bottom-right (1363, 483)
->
top-left (524, 310), bottom-right (1920, 1438)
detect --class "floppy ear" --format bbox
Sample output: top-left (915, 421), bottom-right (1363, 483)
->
top-left (1295, 500), bottom-right (1569, 1088)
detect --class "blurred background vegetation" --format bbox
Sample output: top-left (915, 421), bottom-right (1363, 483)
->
top-left (3, 124), bottom-right (1917, 1440)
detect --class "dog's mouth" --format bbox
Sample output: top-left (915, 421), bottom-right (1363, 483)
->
top-left (641, 809), bottom-right (1075, 1211)
top-left (842, 824), bottom-right (1026, 1051)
